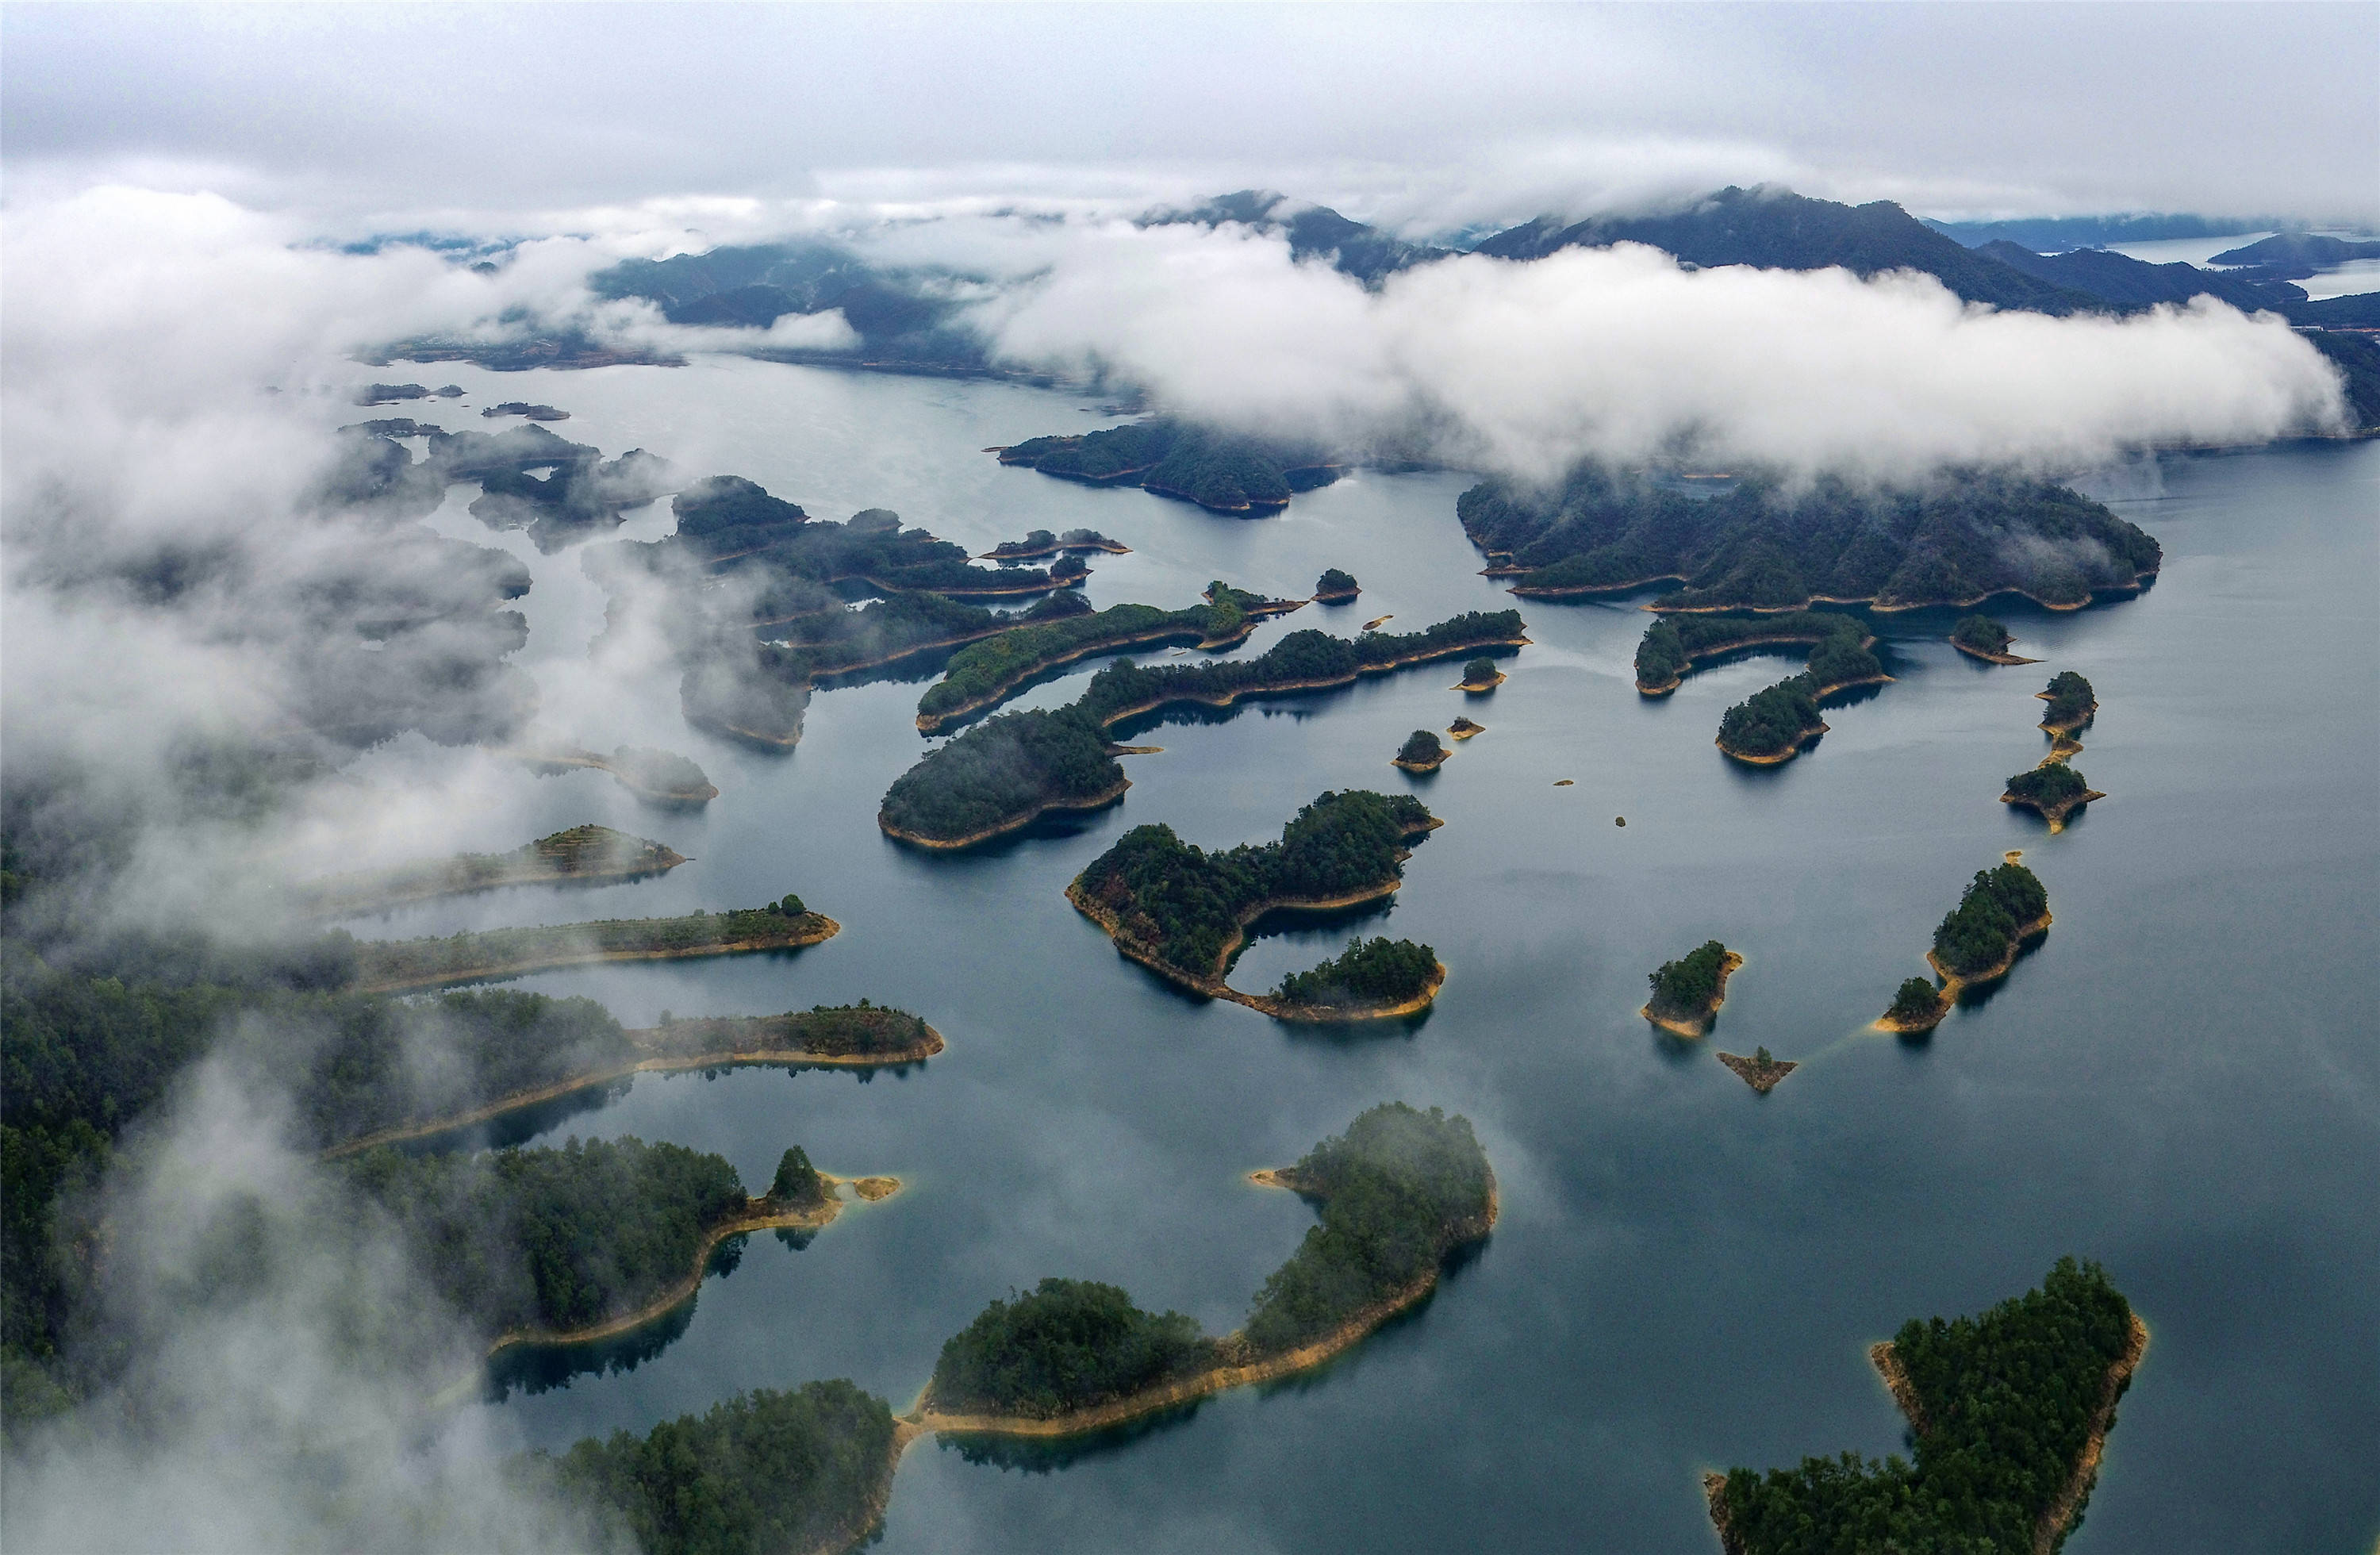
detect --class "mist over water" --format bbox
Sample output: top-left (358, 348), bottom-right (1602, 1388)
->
top-left (301, 361), bottom-right (2380, 1553)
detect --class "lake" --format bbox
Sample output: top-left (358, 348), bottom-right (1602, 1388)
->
top-left (328, 359), bottom-right (2379, 1553)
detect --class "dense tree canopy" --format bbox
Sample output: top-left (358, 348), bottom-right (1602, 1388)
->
top-left (1463, 462), bottom-right (2160, 611)
top-left (1317, 567), bottom-right (1360, 598)
top-left (1718, 677), bottom-right (1825, 759)
top-left (1716, 1258), bottom-right (2138, 1554)
top-left (1634, 610), bottom-right (1875, 692)
top-left (1245, 1104), bottom-right (1493, 1354)
top-left (930, 1278), bottom-right (1210, 1418)
top-left (877, 707), bottom-right (1121, 843)
top-left (1952, 615), bottom-right (2013, 655)
top-left (1887, 977), bottom-right (1944, 1023)
top-left (2006, 764), bottom-right (2090, 807)
top-left (1646, 940), bottom-right (1733, 1020)
top-left (2041, 671), bottom-right (2098, 729)
top-left (534, 1380), bottom-right (898, 1555)
top-left (351, 900), bottom-right (830, 991)
top-left (347, 1132), bottom-right (754, 1336)
top-left (1933, 863), bottom-right (2051, 978)
top-left (1396, 730), bottom-right (1447, 766)
top-left (998, 418), bottom-right (1338, 514)
top-left (1275, 937), bottom-right (1439, 1008)
top-left (1070, 791), bottom-right (1435, 982)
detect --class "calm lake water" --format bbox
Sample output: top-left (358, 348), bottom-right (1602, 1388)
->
top-left (331, 360), bottom-right (2378, 1553)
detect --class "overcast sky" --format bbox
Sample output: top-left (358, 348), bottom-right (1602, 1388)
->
top-left (4, 2), bottom-right (2374, 233)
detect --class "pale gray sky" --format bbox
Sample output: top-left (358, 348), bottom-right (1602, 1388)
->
top-left (4, 2), bottom-right (2374, 232)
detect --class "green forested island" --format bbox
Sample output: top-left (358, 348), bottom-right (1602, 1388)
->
top-left (1708, 1258), bottom-right (2146, 1555)
top-left (347, 1131), bottom-right (824, 1344)
top-left (1716, 677), bottom-right (1828, 764)
top-left (512, 746), bottom-right (718, 807)
top-left (1881, 977), bottom-right (1950, 1035)
top-left (2039, 670), bottom-right (2099, 733)
top-left (1065, 790), bottom-right (1442, 1018)
top-left (1315, 567), bottom-right (1361, 601)
top-left (1460, 463), bottom-right (2162, 611)
top-left (1633, 610), bottom-right (1883, 696)
top-left (1457, 655), bottom-right (1503, 690)
top-left (996, 417), bottom-right (1341, 515)
top-left (530, 1380), bottom-right (901, 1555)
top-left (2004, 762), bottom-right (2104, 829)
top-left (1951, 613), bottom-right (2036, 663)
top-left (1273, 936), bottom-right (1442, 1014)
top-left (1394, 728), bottom-right (1449, 771)
top-left (879, 611), bottom-right (1526, 847)
top-left (1876, 862), bottom-right (2050, 1030)
top-left (917, 1104), bottom-right (1494, 1431)
top-left (983, 528), bottom-right (1130, 560)
top-left (589, 475), bottom-right (1095, 749)
top-left (912, 585), bottom-right (1287, 732)
top-left (1642, 940), bottom-right (1743, 1036)
top-left (348, 896), bottom-right (836, 993)
top-left (296, 824), bottom-right (687, 916)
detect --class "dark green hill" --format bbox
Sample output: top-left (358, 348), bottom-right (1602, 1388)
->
top-left (1472, 186), bottom-right (2101, 313)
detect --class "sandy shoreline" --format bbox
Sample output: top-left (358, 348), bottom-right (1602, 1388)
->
top-left (912, 616), bottom-right (1265, 733)
top-left (1877, 911), bottom-right (2054, 1031)
top-left (900, 1178), bottom-right (1498, 1441)
top-left (1641, 951), bottom-right (1744, 1037)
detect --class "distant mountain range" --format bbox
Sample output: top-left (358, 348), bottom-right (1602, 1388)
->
top-left (371, 184), bottom-right (2378, 427)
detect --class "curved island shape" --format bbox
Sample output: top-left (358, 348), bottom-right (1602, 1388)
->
top-left (1705, 1258), bottom-right (2144, 1555)
top-left (914, 583), bottom-right (1292, 734)
top-left (348, 897), bottom-right (838, 994)
top-left (323, 1002), bottom-right (945, 1157)
top-left (1874, 862), bottom-right (2052, 1031)
top-left (906, 1104), bottom-right (1493, 1439)
top-left (1634, 611), bottom-right (1883, 697)
top-left (1065, 790), bottom-right (1447, 1021)
top-left (880, 612), bottom-right (1527, 849)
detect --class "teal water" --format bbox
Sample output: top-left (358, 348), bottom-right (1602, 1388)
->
top-left (336, 363), bottom-right (2380, 1553)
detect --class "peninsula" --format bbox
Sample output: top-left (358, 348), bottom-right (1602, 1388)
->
top-left (1715, 677), bottom-right (1829, 764)
top-left (1706, 1258), bottom-right (2145, 1555)
top-left (1642, 940), bottom-right (1743, 1036)
top-left (879, 611), bottom-right (1528, 847)
top-left (322, 1000), bottom-right (944, 1155)
top-left (1314, 567), bottom-right (1361, 602)
top-left (1065, 790), bottom-right (1447, 1020)
top-left (1461, 461), bottom-right (2162, 612)
top-left (296, 824), bottom-right (685, 916)
top-left (908, 1103), bottom-right (1494, 1437)
top-left (1393, 729), bottom-right (1449, 772)
top-left (2038, 670), bottom-right (2099, 734)
top-left (996, 416), bottom-right (1342, 516)
top-left (347, 894), bottom-right (837, 994)
top-left (2003, 762), bottom-right (2106, 831)
top-left (1875, 862), bottom-right (2052, 1031)
top-left (1952, 612), bottom-right (2039, 664)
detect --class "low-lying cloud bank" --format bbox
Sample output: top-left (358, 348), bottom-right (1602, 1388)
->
top-left (975, 220), bottom-right (2347, 480)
